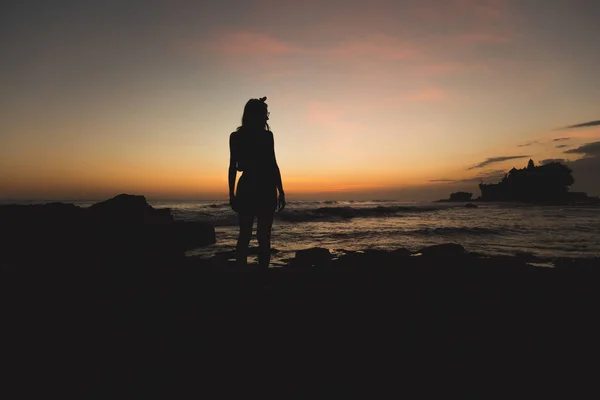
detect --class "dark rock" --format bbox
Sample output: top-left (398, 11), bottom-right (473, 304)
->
top-left (391, 248), bottom-right (412, 257)
top-left (0, 194), bottom-right (215, 269)
top-left (0, 202), bottom-right (83, 226)
top-left (514, 252), bottom-right (540, 263)
top-left (553, 257), bottom-right (600, 271)
top-left (361, 248), bottom-right (412, 264)
top-left (172, 221), bottom-right (216, 250)
top-left (478, 160), bottom-right (586, 202)
top-left (437, 192), bottom-right (473, 202)
top-left (335, 248), bottom-right (412, 269)
top-left (465, 203), bottom-right (478, 208)
top-left (450, 192), bottom-right (473, 201)
top-left (292, 247), bottom-right (332, 268)
top-left (418, 243), bottom-right (465, 257)
top-left (87, 194), bottom-right (173, 224)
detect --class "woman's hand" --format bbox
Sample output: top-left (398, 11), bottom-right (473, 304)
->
top-left (229, 194), bottom-right (238, 212)
top-left (277, 192), bottom-right (286, 212)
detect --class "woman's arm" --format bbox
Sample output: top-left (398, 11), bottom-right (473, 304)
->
top-left (228, 134), bottom-right (238, 209)
top-left (229, 157), bottom-right (237, 197)
top-left (275, 163), bottom-right (284, 196)
top-left (270, 131), bottom-right (285, 211)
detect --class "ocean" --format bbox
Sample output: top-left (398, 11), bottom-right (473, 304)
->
top-left (155, 200), bottom-right (600, 264)
top-left (4, 199), bottom-right (598, 264)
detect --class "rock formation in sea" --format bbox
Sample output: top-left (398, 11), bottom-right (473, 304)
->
top-left (440, 160), bottom-right (598, 203)
top-left (437, 191), bottom-right (474, 202)
top-left (479, 159), bottom-right (576, 202)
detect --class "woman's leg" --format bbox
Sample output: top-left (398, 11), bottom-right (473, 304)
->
top-left (236, 213), bottom-right (254, 266)
top-left (256, 213), bottom-right (274, 268)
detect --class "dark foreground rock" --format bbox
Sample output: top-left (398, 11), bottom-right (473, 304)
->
top-left (0, 194), bottom-right (215, 269)
top-left (291, 247), bottom-right (332, 268)
top-left (5, 248), bottom-right (600, 395)
top-left (418, 243), bottom-right (465, 257)
top-left (4, 241), bottom-right (600, 395)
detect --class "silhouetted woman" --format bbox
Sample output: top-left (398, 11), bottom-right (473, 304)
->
top-left (229, 97), bottom-right (285, 268)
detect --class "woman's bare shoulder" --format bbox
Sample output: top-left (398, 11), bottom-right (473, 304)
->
top-left (230, 131), bottom-right (241, 143)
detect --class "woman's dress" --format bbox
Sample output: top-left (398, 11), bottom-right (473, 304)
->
top-left (230, 129), bottom-right (278, 216)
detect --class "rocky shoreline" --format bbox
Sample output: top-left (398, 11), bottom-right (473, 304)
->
top-left (199, 242), bottom-right (598, 271)
top-left (0, 194), bottom-right (216, 270)
top-left (4, 197), bottom-right (600, 394)
top-left (2, 194), bottom-right (598, 272)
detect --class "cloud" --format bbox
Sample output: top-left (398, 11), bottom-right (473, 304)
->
top-left (541, 141), bottom-right (600, 196)
top-left (407, 87), bottom-right (447, 102)
top-left (466, 155), bottom-right (530, 170)
top-left (517, 141), bottom-right (538, 147)
top-left (552, 137), bottom-right (571, 142)
top-left (209, 32), bottom-right (302, 55)
top-left (453, 33), bottom-right (511, 45)
top-left (329, 34), bottom-right (421, 61)
top-left (415, 61), bottom-right (492, 76)
top-left (194, 20), bottom-right (510, 77)
top-left (203, 31), bottom-right (422, 63)
top-left (430, 170), bottom-right (505, 184)
top-left (540, 158), bottom-right (566, 165)
top-left (555, 144), bottom-right (569, 149)
top-left (414, 0), bottom-right (508, 22)
top-left (457, 170), bottom-right (506, 183)
top-left (566, 143), bottom-right (600, 196)
top-left (564, 120), bottom-right (600, 129)
top-left (564, 141), bottom-right (600, 157)
top-left (306, 101), bottom-right (366, 147)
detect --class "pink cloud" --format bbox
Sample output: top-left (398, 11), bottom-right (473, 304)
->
top-left (460, 0), bottom-right (506, 19)
top-left (307, 101), bottom-right (364, 130)
top-left (407, 88), bottom-right (447, 102)
top-left (306, 101), bottom-right (367, 153)
top-left (416, 61), bottom-right (492, 76)
top-left (206, 32), bottom-right (420, 62)
top-left (328, 34), bottom-right (421, 61)
top-left (415, 0), bottom-right (508, 22)
top-left (453, 33), bottom-right (511, 45)
top-left (210, 32), bottom-right (302, 55)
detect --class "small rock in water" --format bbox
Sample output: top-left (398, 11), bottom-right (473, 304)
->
top-left (465, 203), bottom-right (478, 208)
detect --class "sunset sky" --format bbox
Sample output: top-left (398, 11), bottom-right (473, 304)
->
top-left (1, 0), bottom-right (599, 200)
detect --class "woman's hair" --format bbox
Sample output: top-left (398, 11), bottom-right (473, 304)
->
top-left (237, 97), bottom-right (270, 131)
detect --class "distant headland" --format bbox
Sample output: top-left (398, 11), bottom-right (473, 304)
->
top-left (438, 159), bottom-right (599, 204)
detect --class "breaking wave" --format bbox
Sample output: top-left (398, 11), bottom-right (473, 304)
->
top-left (411, 227), bottom-right (506, 236)
top-left (276, 205), bottom-right (441, 222)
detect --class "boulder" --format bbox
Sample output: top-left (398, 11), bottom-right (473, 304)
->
top-left (0, 202), bottom-right (83, 226)
top-left (449, 192), bottom-right (473, 201)
top-left (362, 248), bottom-right (411, 264)
top-left (418, 243), bottom-right (465, 257)
top-left (336, 248), bottom-right (412, 269)
top-left (0, 194), bottom-right (215, 268)
top-left (87, 194), bottom-right (173, 225)
top-left (292, 247), bottom-right (332, 268)
top-left (172, 221), bottom-right (216, 250)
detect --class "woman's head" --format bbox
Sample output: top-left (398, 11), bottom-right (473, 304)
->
top-left (238, 96), bottom-right (270, 131)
